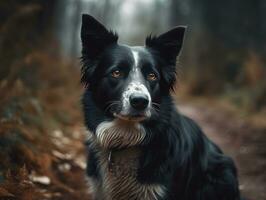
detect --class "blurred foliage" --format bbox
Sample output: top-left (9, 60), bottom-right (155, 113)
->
top-left (0, 1), bottom-right (88, 199)
top-left (0, 0), bottom-right (56, 80)
top-left (170, 0), bottom-right (266, 111)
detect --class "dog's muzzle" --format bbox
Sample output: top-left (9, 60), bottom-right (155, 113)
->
top-left (115, 82), bottom-right (151, 121)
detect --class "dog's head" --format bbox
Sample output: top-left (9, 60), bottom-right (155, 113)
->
top-left (81, 14), bottom-right (186, 122)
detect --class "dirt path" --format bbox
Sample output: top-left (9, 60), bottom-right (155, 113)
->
top-left (178, 102), bottom-right (266, 200)
top-left (54, 102), bottom-right (265, 200)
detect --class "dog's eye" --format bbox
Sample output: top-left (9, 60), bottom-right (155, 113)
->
top-left (147, 73), bottom-right (157, 81)
top-left (111, 70), bottom-right (123, 78)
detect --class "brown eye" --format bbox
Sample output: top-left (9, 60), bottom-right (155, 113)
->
top-left (111, 70), bottom-right (122, 78)
top-left (147, 73), bottom-right (157, 81)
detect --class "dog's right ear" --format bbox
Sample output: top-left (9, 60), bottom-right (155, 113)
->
top-left (81, 14), bottom-right (118, 85)
top-left (81, 14), bottom-right (118, 59)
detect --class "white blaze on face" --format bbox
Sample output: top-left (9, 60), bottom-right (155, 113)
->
top-left (132, 51), bottom-right (139, 68)
top-left (120, 49), bottom-right (151, 116)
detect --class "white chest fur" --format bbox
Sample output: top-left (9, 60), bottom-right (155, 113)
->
top-left (95, 120), bottom-right (146, 149)
top-left (87, 120), bottom-right (165, 200)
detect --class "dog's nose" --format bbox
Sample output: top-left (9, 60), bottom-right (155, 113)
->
top-left (129, 95), bottom-right (149, 110)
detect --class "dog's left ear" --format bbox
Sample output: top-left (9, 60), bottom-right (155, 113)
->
top-left (145, 26), bottom-right (187, 64)
top-left (145, 26), bottom-right (187, 90)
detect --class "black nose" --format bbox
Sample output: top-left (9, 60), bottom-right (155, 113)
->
top-left (130, 95), bottom-right (149, 110)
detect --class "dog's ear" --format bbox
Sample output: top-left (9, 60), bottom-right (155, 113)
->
top-left (145, 26), bottom-right (186, 64)
top-left (81, 14), bottom-right (118, 58)
top-left (81, 14), bottom-right (118, 85)
top-left (145, 26), bottom-right (187, 90)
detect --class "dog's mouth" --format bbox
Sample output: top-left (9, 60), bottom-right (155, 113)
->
top-left (113, 112), bottom-right (147, 122)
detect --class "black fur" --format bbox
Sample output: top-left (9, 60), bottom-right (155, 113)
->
top-left (81, 14), bottom-right (241, 200)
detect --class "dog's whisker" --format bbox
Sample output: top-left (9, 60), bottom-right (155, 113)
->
top-left (104, 100), bottom-right (120, 107)
top-left (151, 102), bottom-right (160, 113)
top-left (152, 102), bottom-right (160, 107)
top-left (103, 101), bottom-right (120, 115)
top-left (151, 106), bottom-right (160, 116)
top-left (152, 102), bottom-right (161, 110)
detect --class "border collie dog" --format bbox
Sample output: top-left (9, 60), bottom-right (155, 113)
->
top-left (81, 14), bottom-right (241, 200)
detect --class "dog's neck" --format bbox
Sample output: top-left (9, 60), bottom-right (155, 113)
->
top-left (95, 119), bottom-right (146, 149)
top-left (88, 119), bottom-right (145, 188)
